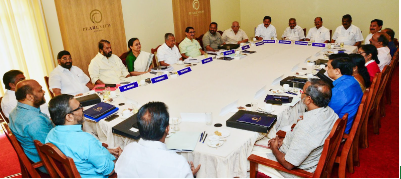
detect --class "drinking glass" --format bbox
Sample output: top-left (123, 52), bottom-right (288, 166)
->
top-left (205, 53), bottom-right (208, 58)
top-left (103, 87), bottom-right (110, 101)
top-left (205, 112), bottom-right (213, 126)
top-left (340, 42), bottom-right (344, 49)
top-left (327, 43), bottom-right (331, 49)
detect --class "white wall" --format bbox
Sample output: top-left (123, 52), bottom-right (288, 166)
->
top-left (210, 0), bottom-right (241, 32)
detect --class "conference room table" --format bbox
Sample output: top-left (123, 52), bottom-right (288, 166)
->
top-left (83, 42), bottom-right (357, 178)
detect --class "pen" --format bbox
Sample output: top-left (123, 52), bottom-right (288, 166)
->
top-left (203, 134), bottom-right (208, 143)
top-left (199, 132), bottom-right (203, 142)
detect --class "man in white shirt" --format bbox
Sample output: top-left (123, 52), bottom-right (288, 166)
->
top-left (222, 21), bottom-right (249, 44)
top-left (305, 17), bottom-right (330, 43)
top-left (115, 102), bottom-right (200, 178)
top-left (370, 32), bottom-right (391, 71)
top-left (1, 70), bottom-right (50, 118)
top-left (49, 50), bottom-right (94, 96)
top-left (332, 14), bottom-right (363, 46)
top-left (281, 18), bottom-right (305, 41)
top-left (364, 19), bottom-right (383, 45)
top-left (88, 40), bottom-right (130, 84)
top-left (157, 33), bottom-right (183, 66)
top-left (255, 16), bottom-right (277, 40)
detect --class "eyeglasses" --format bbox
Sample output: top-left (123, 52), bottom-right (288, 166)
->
top-left (68, 104), bottom-right (83, 115)
top-left (188, 31), bottom-right (195, 34)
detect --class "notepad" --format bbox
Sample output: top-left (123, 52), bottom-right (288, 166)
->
top-left (166, 131), bottom-right (200, 152)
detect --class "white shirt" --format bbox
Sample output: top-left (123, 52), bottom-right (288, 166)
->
top-left (222, 28), bottom-right (249, 44)
top-left (377, 46), bottom-right (391, 71)
top-left (115, 139), bottom-right (193, 178)
top-left (364, 30), bottom-right (380, 45)
top-left (49, 65), bottom-right (90, 95)
top-left (332, 24), bottom-right (364, 45)
top-left (306, 26), bottom-right (330, 43)
top-left (281, 25), bottom-right (305, 41)
top-left (157, 43), bottom-right (182, 65)
top-left (88, 53), bottom-right (129, 84)
top-left (255, 24), bottom-right (277, 40)
top-left (1, 90), bottom-right (50, 118)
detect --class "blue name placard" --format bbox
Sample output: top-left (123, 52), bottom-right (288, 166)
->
top-left (202, 57), bottom-right (213, 64)
top-left (263, 40), bottom-right (275, 43)
top-left (223, 50), bottom-right (235, 56)
top-left (241, 45), bottom-right (250, 50)
top-left (295, 41), bottom-right (308, 46)
top-left (279, 40), bottom-right (291, 44)
top-left (312, 43), bottom-right (326, 47)
top-left (255, 41), bottom-right (264, 46)
top-left (151, 74), bottom-right (168, 84)
top-left (119, 82), bottom-right (138, 92)
top-left (177, 67), bottom-right (192, 75)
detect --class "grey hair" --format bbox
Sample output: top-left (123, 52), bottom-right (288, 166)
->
top-left (305, 79), bottom-right (332, 107)
top-left (164, 33), bottom-right (174, 41)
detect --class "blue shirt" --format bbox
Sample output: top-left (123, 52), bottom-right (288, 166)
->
top-left (8, 102), bottom-right (54, 173)
top-left (388, 41), bottom-right (397, 57)
top-left (329, 75), bottom-right (363, 134)
top-left (46, 125), bottom-right (115, 178)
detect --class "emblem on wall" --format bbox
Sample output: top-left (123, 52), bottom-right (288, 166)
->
top-left (192, 0), bottom-right (200, 10)
top-left (90, 9), bottom-right (102, 23)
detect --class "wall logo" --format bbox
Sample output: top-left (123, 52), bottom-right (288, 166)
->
top-left (192, 0), bottom-right (200, 10)
top-left (90, 9), bottom-right (102, 23)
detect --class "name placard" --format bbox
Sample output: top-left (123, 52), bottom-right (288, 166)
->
top-left (279, 40), bottom-right (291, 44)
top-left (177, 67), bottom-right (192, 75)
top-left (241, 45), bottom-right (250, 50)
top-left (202, 57), bottom-right (213, 64)
top-left (263, 40), bottom-right (275, 43)
top-left (295, 41), bottom-right (308, 46)
top-left (151, 74), bottom-right (168, 84)
top-left (255, 41), bottom-right (264, 46)
top-left (312, 43), bottom-right (326, 47)
top-left (223, 50), bottom-right (235, 56)
top-left (119, 82), bottom-right (138, 92)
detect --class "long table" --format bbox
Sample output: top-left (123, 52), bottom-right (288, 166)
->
top-left (84, 42), bottom-right (357, 178)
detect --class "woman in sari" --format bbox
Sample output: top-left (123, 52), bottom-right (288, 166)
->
top-left (349, 54), bottom-right (371, 92)
top-left (125, 38), bottom-right (153, 76)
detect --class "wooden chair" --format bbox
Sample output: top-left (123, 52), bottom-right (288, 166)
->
top-left (119, 51), bottom-right (130, 67)
top-left (303, 28), bottom-right (306, 37)
top-left (329, 30), bottom-right (332, 41)
top-left (360, 73), bottom-right (379, 148)
top-left (0, 96), bottom-right (9, 123)
top-left (151, 45), bottom-right (162, 68)
top-left (196, 34), bottom-right (205, 51)
top-left (248, 114), bottom-right (347, 178)
top-left (372, 65), bottom-right (390, 134)
top-left (1, 123), bottom-right (45, 178)
top-left (44, 76), bottom-right (54, 98)
top-left (393, 38), bottom-right (399, 48)
top-left (385, 48), bottom-right (399, 104)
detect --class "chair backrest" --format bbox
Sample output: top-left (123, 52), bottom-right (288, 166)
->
top-left (196, 34), bottom-right (205, 51)
top-left (303, 28), bottom-right (306, 37)
top-left (329, 30), bottom-right (332, 41)
top-left (375, 65), bottom-right (390, 105)
top-left (217, 30), bottom-right (223, 36)
top-left (313, 114), bottom-right (347, 178)
top-left (119, 51), bottom-right (130, 66)
top-left (44, 76), bottom-right (54, 98)
top-left (34, 140), bottom-right (81, 178)
top-left (389, 48), bottom-right (399, 76)
top-left (1, 123), bottom-right (41, 178)
top-left (0, 97), bottom-right (9, 123)
top-left (151, 45), bottom-right (162, 68)
top-left (393, 38), bottom-right (399, 48)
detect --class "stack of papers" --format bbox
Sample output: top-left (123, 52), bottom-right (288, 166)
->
top-left (166, 131), bottom-right (200, 152)
top-left (151, 66), bottom-right (174, 72)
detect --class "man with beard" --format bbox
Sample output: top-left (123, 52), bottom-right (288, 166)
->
top-left (46, 94), bottom-right (122, 178)
top-left (222, 21), bottom-right (249, 44)
top-left (202, 22), bottom-right (223, 51)
top-left (49, 50), bottom-right (94, 96)
top-left (364, 19), bottom-right (383, 45)
top-left (331, 14), bottom-right (363, 46)
top-left (179, 27), bottom-right (205, 59)
top-left (88, 39), bottom-right (130, 84)
top-left (2, 70), bottom-right (50, 118)
top-left (8, 79), bottom-right (54, 173)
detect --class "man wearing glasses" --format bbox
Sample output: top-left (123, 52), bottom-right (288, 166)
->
top-left (179, 27), bottom-right (205, 59)
top-left (46, 94), bottom-right (122, 178)
top-left (49, 50), bottom-right (94, 97)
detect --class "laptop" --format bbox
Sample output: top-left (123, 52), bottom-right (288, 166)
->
top-left (112, 114), bottom-right (140, 140)
top-left (218, 44), bottom-right (239, 50)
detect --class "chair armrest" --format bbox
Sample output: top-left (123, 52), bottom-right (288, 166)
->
top-left (276, 130), bottom-right (286, 138)
top-left (32, 161), bottom-right (43, 168)
top-left (248, 154), bottom-right (313, 178)
top-left (102, 143), bottom-right (109, 148)
top-left (109, 173), bottom-right (117, 178)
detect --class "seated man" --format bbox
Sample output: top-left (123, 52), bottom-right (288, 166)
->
top-left (327, 54), bottom-right (363, 134)
top-left (364, 19), bottom-right (383, 45)
top-left (202, 22), bottom-right (223, 51)
top-left (332, 14), bottom-right (364, 46)
top-left (8, 79), bottom-right (54, 173)
top-left (370, 32), bottom-right (391, 71)
top-left (115, 102), bottom-right (200, 177)
top-left (179, 27), bottom-right (205, 59)
top-left (222, 21), bottom-right (249, 44)
top-left (281, 18), bottom-right (305, 41)
top-left (88, 39), bottom-right (130, 84)
top-left (255, 79), bottom-right (338, 178)
top-left (49, 50), bottom-right (94, 96)
top-left (157, 33), bottom-right (183, 66)
top-left (305, 17), bottom-right (330, 43)
top-left (255, 16), bottom-right (277, 40)
top-left (2, 70), bottom-right (49, 118)
top-left (46, 94), bottom-right (121, 178)
top-left (382, 28), bottom-right (397, 57)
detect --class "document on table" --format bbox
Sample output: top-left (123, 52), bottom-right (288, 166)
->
top-left (271, 74), bottom-right (284, 86)
top-left (166, 131), bottom-right (200, 152)
top-left (291, 63), bottom-right (299, 72)
top-left (219, 100), bottom-right (238, 116)
top-left (184, 58), bottom-right (201, 63)
top-left (181, 113), bottom-right (207, 123)
top-left (151, 66), bottom-right (174, 72)
top-left (254, 85), bottom-right (266, 100)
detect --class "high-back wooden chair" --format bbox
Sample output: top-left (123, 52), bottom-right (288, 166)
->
top-left (0, 97), bottom-right (9, 123)
top-left (151, 45), bottom-right (162, 68)
top-left (372, 65), bottom-right (390, 134)
top-left (329, 30), bottom-right (332, 41)
top-left (119, 51), bottom-right (130, 67)
top-left (196, 34), bottom-right (205, 51)
top-left (44, 76), bottom-right (54, 98)
top-left (34, 140), bottom-right (81, 178)
top-left (385, 48), bottom-right (399, 105)
top-left (248, 114), bottom-right (347, 178)
top-left (1, 123), bottom-right (44, 178)
top-left (360, 73), bottom-right (379, 149)
top-left (303, 28), bottom-right (306, 37)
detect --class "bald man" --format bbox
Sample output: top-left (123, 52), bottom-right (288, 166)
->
top-left (8, 79), bottom-right (54, 173)
top-left (222, 21), bottom-right (249, 44)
